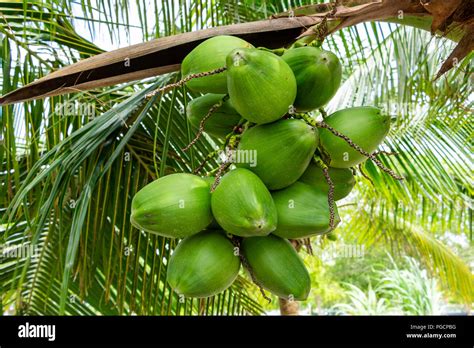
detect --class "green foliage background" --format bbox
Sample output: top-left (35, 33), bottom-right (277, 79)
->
top-left (0, 0), bottom-right (472, 315)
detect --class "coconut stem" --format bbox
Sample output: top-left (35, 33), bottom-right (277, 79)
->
top-left (313, 155), bottom-right (336, 230)
top-left (319, 108), bottom-right (328, 119)
top-left (193, 150), bottom-right (219, 174)
top-left (303, 238), bottom-right (313, 255)
top-left (307, 0), bottom-right (338, 47)
top-left (373, 150), bottom-right (398, 156)
top-left (182, 95), bottom-right (229, 152)
top-left (195, 122), bottom-right (246, 175)
top-left (230, 236), bottom-right (272, 304)
top-left (209, 134), bottom-right (241, 191)
top-left (145, 67), bottom-right (227, 99)
top-left (210, 161), bottom-right (230, 192)
top-left (313, 15), bottom-right (329, 45)
top-left (358, 163), bottom-right (374, 186)
top-left (317, 121), bottom-right (404, 181)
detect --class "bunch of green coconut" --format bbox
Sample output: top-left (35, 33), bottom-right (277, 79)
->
top-left (131, 35), bottom-right (398, 301)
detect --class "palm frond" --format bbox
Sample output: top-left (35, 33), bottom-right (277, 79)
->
top-left (342, 207), bottom-right (474, 303)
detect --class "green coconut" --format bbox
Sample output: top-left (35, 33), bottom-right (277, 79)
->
top-left (319, 106), bottom-right (391, 168)
top-left (181, 35), bottom-right (253, 94)
top-left (241, 234), bottom-right (310, 300)
top-left (211, 168), bottom-right (277, 237)
top-left (271, 181), bottom-right (340, 239)
top-left (226, 48), bottom-right (297, 124)
top-left (187, 94), bottom-right (241, 138)
top-left (237, 119), bottom-right (319, 190)
top-left (131, 173), bottom-right (212, 238)
top-left (299, 163), bottom-right (356, 200)
top-left (167, 230), bottom-right (240, 298)
top-left (282, 46), bottom-right (342, 112)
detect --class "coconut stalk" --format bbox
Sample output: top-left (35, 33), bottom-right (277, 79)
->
top-left (0, 0), bottom-right (472, 105)
top-left (279, 298), bottom-right (300, 315)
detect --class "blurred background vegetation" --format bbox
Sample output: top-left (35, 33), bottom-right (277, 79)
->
top-left (0, 0), bottom-right (472, 315)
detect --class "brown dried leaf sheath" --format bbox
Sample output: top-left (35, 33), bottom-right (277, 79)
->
top-left (0, 0), bottom-right (472, 105)
top-left (0, 17), bottom-right (318, 105)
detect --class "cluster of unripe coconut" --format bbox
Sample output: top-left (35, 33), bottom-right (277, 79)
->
top-left (131, 35), bottom-right (397, 301)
